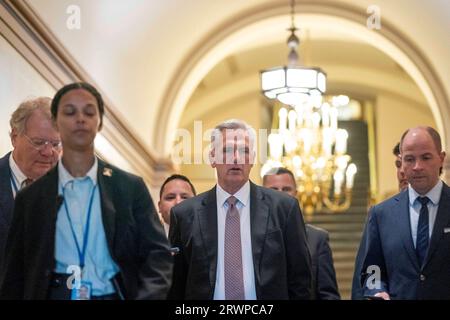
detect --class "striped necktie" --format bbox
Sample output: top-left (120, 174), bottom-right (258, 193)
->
top-left (20, 178), bottom-right (33, 189)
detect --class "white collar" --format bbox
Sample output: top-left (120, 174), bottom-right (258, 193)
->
top-left (408, 179), bottom-right (443, 206)
top-left (163, 222), bottom-right (170, 237)
top-left (58, 157), bottom-right (98, 189)
top-left (216, 180), bottom-right (250, 207)
top-left (9, 153), bottom-right (28, 186)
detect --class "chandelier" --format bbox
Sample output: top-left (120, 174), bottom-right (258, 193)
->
top-left (260, 0), bottom-right (326, 107)
top-left (259, 1), bottom-right (357, 215)
top-left (261, 98), bottom-right (357, 215)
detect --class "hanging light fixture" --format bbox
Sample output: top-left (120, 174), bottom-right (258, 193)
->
top-left (260, 96), bottom-right (358, 215)
top-left (259, 1), bottom-right (357, 214)
top-left (260, 0), bottom-right (327, 107)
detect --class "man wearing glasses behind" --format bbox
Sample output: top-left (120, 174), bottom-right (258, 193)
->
top-left (0, 97), bottom-right (61, 270)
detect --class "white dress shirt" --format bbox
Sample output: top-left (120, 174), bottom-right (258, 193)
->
top-left (213, 181), bottom-right (256, 300)
top-left (163, 222), bottom-right (170, 238)
top-left (408, 180), bottom-right (442, 248)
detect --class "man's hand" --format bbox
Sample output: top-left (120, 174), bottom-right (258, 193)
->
top-left (374, 292), bottom-right (390, 300)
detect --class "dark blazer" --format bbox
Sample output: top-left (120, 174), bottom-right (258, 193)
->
top-left (360, 183), bottom-right (450, 299)
top-left (0, 159), bottom-right (173, 300)
top-left (168, 182), bottom-right (312, 300)
top-left (351, 220), bottom-right (368, 300)
top-left (0, 153), bottom-right (14, 269)
top-left (306, 224), bottom-right (340, 300)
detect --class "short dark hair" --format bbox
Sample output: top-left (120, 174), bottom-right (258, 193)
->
top-left (262, 167), bottom-right (297, 188)
top-left (159, 174), bottom-right (196, 199)
top-left (51, 82), bottom-right (105, 129)
top-left (393, 142), bottom-right (400, 157)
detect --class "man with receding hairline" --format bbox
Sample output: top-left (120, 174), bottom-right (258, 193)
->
top-left (0, 97), bottom-right (60, 271)
top-left (168, 119), bottom-right (312, 300)
top-left (360, 126), bottom-right (450, 299)
top-left (351, 141), bottom-right (408, 299)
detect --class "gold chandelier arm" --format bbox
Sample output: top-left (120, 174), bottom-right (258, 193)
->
top-left (322, 189), bottom-right (353, 213)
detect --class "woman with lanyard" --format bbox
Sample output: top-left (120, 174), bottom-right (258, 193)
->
top-left (0, 82), bottom-right (173, 300)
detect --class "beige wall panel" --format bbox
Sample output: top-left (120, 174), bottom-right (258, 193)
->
top-left (375, 94), bottom-right (435, 199)
top-left (0, 35), bottom-right (55, 155)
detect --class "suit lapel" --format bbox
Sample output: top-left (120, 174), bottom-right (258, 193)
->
top-left (45, 167), bottom-right (60, 221)
top-left (37, 165), bottom-right (60, 281)
top-left (97, 160), bottom-right (117, 254)
top-left (249, 182), bottom-right (269, 291)
top-left (397, 191), bottom-right (420, 270)
top-left (198, 187), bottom-right (218, 288)
top-left (423, 182), bottom-right (450, 267)
top-left (0, 152), bottom-right (14, 223)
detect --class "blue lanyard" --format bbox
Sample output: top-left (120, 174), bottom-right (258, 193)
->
top-left (62, 183), bottom-right (97, 270)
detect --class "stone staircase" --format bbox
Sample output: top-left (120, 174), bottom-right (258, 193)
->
top-left (305, 120), bottom-right (370, 299)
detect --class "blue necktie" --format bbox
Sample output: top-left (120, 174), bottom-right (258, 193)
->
top-left (416, 196), bottom-right (430, 266)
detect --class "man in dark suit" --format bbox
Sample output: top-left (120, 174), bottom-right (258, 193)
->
top-left (158, 174), bottom-right (196, 236)
top-left (0, 154), bottom-right (14, 270)
top-left (0, 82), bottom-right (172, 300)
top-left (351, 142), bottom-right (407, 299)
top-left (169, 119), bottom-right (312, 300)
top-left (360, 126), bottom-right (450, 299)
top-left (0, 97), bottom-right (60, 270)
top-left (263, 167), bottom-right (340, 300)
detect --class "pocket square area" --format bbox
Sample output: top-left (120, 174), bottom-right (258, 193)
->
top-left (444, 228), bottom-right (450, 233)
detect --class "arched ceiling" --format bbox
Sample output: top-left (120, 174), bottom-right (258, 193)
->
top-left (180, 39), bottom-right (427, 128)
top-left (27, 0), bottom-right (450, 156)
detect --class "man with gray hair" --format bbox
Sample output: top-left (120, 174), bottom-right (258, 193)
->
top-left (0, 97), bottom-right (61, 268)
top-left (169, 119), bottom-right (312, 300)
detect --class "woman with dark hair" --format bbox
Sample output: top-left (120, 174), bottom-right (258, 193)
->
top-left (0, 82), bottom-right (172, 300)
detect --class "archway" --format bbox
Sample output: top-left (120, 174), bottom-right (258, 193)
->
top-left (155, 1), bottom-right (449, 156)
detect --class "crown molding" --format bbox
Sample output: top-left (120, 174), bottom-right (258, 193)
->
top-left (0, 0), bottom-right (174, 187)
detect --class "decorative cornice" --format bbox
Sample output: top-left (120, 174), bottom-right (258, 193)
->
top-left (0, 0), bottom-right (174, 186)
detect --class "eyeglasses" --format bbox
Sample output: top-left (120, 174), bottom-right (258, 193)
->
top-left (23, 133), bottom-right (62, 151)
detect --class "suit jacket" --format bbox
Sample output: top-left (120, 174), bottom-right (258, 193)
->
top-left (361, 183), bottom-right (450, 299)
top-left (351, 220), bottom-right (368, 300)
top-left (306, 224), bottom-right (340, 300)
top-left (0, 158), bottom-right (173, 300)
top-left (168, 182), bottom-right (312, 300)
top-left (0, 153), bottom-right (14, 269)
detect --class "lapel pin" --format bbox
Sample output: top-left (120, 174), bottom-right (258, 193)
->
top-left (103, 167), bottom-right (113, 177)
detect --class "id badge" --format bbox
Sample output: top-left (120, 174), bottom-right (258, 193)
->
top-left (71, 280), bottom-right (92, 300)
